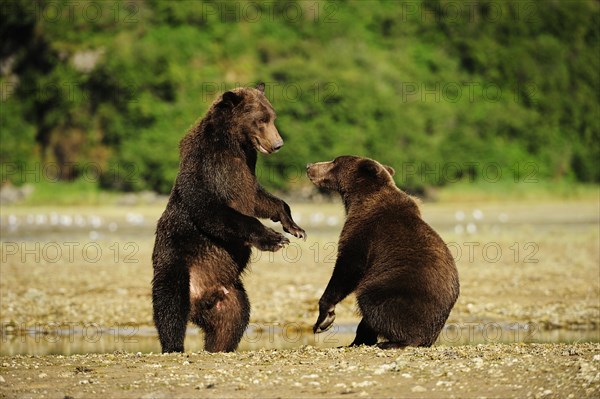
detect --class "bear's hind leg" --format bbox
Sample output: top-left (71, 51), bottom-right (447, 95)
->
top-left (152, 266), bottom-right (190, 353)
top-left (349, 319), bottom-right (378, 347)
top-left (377, 341), bottom-right (408, 350)
top-left (191, 282), bottom-right (250, 353)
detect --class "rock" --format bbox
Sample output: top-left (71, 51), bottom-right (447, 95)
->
top-left (472, 357), bottom-right (484, 369)
top-left (411, 385), bottom-right (427, 392)
top-left (352, 381), bottom-right (376, 388)
top-left (373, 363), bottom-right (396, 375)
top-left (0, 183), bottom-right (34, 205)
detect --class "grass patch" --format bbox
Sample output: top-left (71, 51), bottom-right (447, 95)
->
top-left (5, 179), bottom-right (599, 207)
top-left (429, 181), bottom-right (599, 203)
top-left (19, 179), bottom-right (119, 207)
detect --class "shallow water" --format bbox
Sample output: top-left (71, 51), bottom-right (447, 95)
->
top-left (1, 202), bottom-right (598, 356)
top-left (2, 323), bottom-right (598, 356)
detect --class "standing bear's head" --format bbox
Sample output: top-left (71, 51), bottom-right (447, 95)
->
top-left (216, 83), bottom-right (283, 154)
top-left (306, 156), bottom-right (396, 194)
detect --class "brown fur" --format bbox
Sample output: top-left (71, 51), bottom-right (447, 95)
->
top-left (152, 84), bottom-right (305, 353)
top-left (307, 156), bottom-right (459, 348)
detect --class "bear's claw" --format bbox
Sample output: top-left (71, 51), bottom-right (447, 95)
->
top-left (313, 306), bottom-right (336, 333)
top-left (284, 224), bottom-right (307, 241)
top-left (292, 227), bottom-right (307, 240)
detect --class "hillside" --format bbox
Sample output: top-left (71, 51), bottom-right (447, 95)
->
top-left (1, 0), bottom-right (598, 193)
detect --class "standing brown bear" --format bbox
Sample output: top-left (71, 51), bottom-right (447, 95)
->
top-left (152, 83), bottom-right (305, 353)
top-left (307, 156), bottom-right (459, 348)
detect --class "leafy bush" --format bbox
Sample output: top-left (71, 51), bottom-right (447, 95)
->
top-left (1, 0), bottom-right (598, 194)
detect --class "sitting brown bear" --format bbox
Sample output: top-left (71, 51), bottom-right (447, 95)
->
top-left (307, 156), bottom-right (459, 348)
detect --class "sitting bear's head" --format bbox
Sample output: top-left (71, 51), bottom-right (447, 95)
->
top-left (218, 83), bottom-right (283, 154)
top-left (306, 155), bottom-right (395, 193)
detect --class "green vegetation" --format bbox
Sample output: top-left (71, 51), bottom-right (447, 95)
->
top-left (1, 0), bottom-right (599, 195)
top-left (18, 178), bottom-right (118, 206)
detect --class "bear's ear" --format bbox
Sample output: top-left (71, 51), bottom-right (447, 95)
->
top-left (358, 160), bottom-right (381, 178)
top-left (384, 165), bottom-right (395, 176)
top-left (221, 91), bottom-right (243, 108)
top-left (256, 82), bottom-right (265, 94)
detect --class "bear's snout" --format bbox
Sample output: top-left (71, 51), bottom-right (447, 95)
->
top-left (272, 139), bottom-right (284, 151)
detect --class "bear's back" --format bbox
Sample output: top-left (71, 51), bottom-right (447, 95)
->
top-left (354, 189), bottom-right (458, 304)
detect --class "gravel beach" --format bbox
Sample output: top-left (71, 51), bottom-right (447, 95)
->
top-left (1, 201), bottom-right (598, 397)
top-left (1, 343), bottom-right (599, 398)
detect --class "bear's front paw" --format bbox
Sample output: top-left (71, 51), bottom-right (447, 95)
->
top-left (313, 305), bottom-right (336, 333)
top-left (250, 228), bottom-right (289, 252)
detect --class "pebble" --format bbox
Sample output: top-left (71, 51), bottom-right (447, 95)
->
top-left (373, 363), bottom-right (396, 375)
top-left (352, 381), bottom-right (376, 388)
top-left (0, 376), bottom-right (5, 383)
top-left (472, 357), bottom-right (484, 369)
top-left (411, 385), bottom-right (427, 392)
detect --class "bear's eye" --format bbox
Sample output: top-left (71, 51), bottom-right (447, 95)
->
top-left (260, 117), bottom-right (270, 124)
